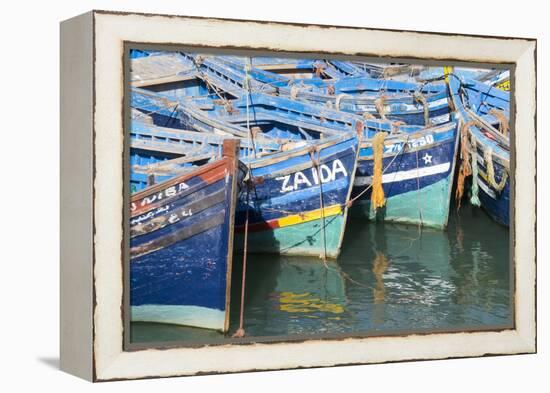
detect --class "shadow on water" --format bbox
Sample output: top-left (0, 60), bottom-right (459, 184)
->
top-left (131, 201), bottom-right (511, 343)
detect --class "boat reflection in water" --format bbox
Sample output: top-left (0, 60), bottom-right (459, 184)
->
top-left (238, 255), bottom-right (350, 337)
top-left (131, 203), bottom-right (511, 342)
top-left (339, 206), bottom-right (511, 333)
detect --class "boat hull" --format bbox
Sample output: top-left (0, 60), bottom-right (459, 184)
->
top-left (350, 123), bottom-right (459, 229)
top-left (130, 151), bottom-right (239, 331)
top-left (236, 135), bottom-right (359, 258)
top-left (447, 76), bottom-right (510, 227)
top-left (474, 146), bottom-right (510, 226)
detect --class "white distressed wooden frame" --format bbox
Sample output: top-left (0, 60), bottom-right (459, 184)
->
top-left (60, 10), bottom-right (536, 381)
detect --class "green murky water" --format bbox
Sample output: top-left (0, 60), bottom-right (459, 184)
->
top-left (130, 201), bottom-right (511, 345)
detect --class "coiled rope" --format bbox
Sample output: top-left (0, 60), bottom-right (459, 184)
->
top-left (484, 147), bottom-right (508, 192)
top-left (456, 118), bottom-right (509, 210)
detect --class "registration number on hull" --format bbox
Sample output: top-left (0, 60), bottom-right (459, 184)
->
top-left (384, 134), bottom-right (435, 154)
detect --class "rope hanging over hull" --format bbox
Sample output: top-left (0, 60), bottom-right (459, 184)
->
top-left (484, 147), bottom-right (508, 192)
top-left (455, 120), bottom-right (474, 209)
top-left (371, 132), bottom-right (388, 211)
top-left (470, 136), bottom-right (481, 207)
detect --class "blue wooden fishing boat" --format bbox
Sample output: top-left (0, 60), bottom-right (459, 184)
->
top-left (460, 77), bottom-right (510, 117)
top-left (324, 60), bottom-right (370, 78)
top-left (130, 52), bottom-right (197, 89)
top-left (131, 87), bottom-right (284, 143)
top-left (448, 76), bottom-right (510, 226)
top-left (236, 133), bottom-right (360, 259)
top-left (275, 77), bottom-right (450, 126)
top-left (350, 120), bottom-right (460, 229)
top-left (131, 121), bottom-right (281, 158)
top-left (204, 56), bottom-right (450, 126)
top-left (130, 139), bottom-right (242, 331)
top-left (487, 70), bottom-right (510, 91)
top-left (348, 62), bottom-right (423, 79)
top-left (245, 257), bottom-right (348, 336)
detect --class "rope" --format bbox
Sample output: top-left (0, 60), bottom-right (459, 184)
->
top-left (163, 103), bottom-right (180, 127)
top-left (131, 101), bottom-right (178, 118)
top-left (348, 134), bottom-right (409, 205)
top-left (243, 62), bottom-right (257, 158)
top-left (232, 58), bottom-right (254, 338)
top-left (484, 146), bottom-right (508, 192)
top-left (290, 85), bottom-right (300, 99)
top-left (415, 148), bottom-right (424, 226)
top-left (374, 95), bottom-right (387, 120)
top-left (370, 132), bottom-right (389, 211)
top-left (232, 186), bottom-right (249, 339)
top-left (469, 137), bottom-right (481, 206)
top-left (391, 120), bottom-right (406, 134)
top-left (455, 119), bottom-right (474, 209)
top-left (188, 55), bottom-right (232, 108)
top-left (488, 108), bottom-right (510, 137)
top-left (309, 149), bottom-right (328, 262)
top-left (413, 91), bottom-right (431, 126)
top-left (335, 94), bottom-right (351, 111)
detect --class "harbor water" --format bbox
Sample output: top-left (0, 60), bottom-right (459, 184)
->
top-left (130, 200), bottom-right (511, 344)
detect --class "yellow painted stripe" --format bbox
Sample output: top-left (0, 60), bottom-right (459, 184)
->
top-left (495, 79), bottom-right (510, 91)
top-left (443, 66), bottom-right (454, 82)
top-left (276, 204), bottom-right (343, 229)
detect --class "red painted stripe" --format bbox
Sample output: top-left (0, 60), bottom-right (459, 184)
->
top-left (236, 219), bottom-right (281, 234)
top-left (132, 157), bottom-right (229, 201)
top-left (131, 158), bottom-right (229, 217)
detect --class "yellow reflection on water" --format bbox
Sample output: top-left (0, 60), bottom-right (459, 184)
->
top-left (278, 291), bottom-right (344, 314)
top-left (372, 252), bottom-right (389, 325)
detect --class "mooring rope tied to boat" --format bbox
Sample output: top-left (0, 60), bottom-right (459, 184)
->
top-left (370, 132), bottom-right (389, 211)
top-left (374, 95), bottom-right (388, 120)
top-left (415, 147), bottom-right (424, 227)
top-left (470, 136), bottom-right (481, 207)
top-left (456, 118), bottom-right (474, 209)
top-left (413, 90), bottom-right (432, 127)
top-left (189, 54), bottom-right (233, 109)
top-left (232, 58), bottom-right (255, 338)
top-left (488, 108), bottom-right (510, 137)
top-left (335, 93), bottom-right (351, 111)
top-left (484, 146), bottom-right (508, 192)
top-left (348, 134), bottom-right (410, 206)
top-left (131, 102), bottom-right (179, 119)
top-left (308, 148), bottom-right (328, 264)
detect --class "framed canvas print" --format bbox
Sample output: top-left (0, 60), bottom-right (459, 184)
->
top-left (60, 10), bottom-right (536, 381)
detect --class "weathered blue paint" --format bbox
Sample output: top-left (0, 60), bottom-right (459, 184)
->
top-left (131, 87), bottom-right (280, 142)
top-left (460, 77), bottom-right (510, 116)
top-left (236, 133), bottom-right (360, 258)
top-left (130, 143), bottom-right (240, 331)
top-left (448, 76), bottom-right (510, 227)
top-left (130, 49), bottom-right (150, 59)
top-left (203, 56), bottom-right (450, 125)
top-left (474, 146), bottom-right (510, 226)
